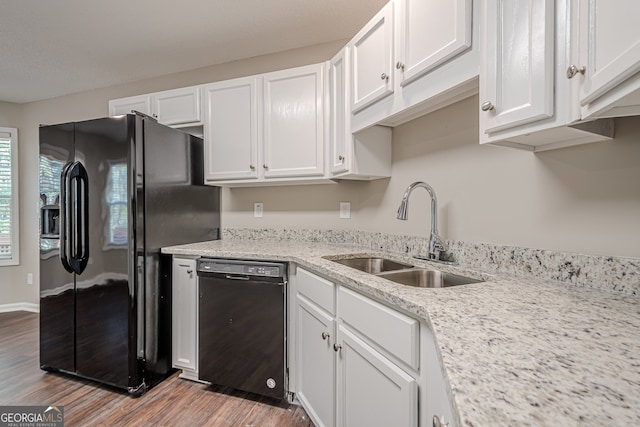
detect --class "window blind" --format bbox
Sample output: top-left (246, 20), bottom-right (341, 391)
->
top-left (0, 129), bottom-right (17, 263)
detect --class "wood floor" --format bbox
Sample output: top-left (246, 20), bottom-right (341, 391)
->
top-left (0, 311), bottom-right (314, 427)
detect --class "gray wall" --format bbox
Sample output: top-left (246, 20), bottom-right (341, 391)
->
top-left (224, 97), bottom-right (640, 259)
top-left (2, 41), bottom-right (639, 306)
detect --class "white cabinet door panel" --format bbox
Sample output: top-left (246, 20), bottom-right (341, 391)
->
top-left (337, 326), bottom-right (418, 427)
top-left (578, 0), bottom-right (640, 106)
top-left (481, 0), bottom-right (555, 134)
top-left (172, 258), bottom-right (198, 374)
top-left (329, 48), bottom-right (350, 175)
top-left (351, 2), bottom-right (394, 113)
top-left (109, 95), bottom-right (150, 117)
top-left (296, 295), bottom-right (336, 427)
top-left (399, 0), bottom-right (472, 86)
top-left (263, 65), bottom-right (324, 179)
top-left (204, 78), bottom-right (259, 181)
top-left (152, 87), bottom-right (201, 126)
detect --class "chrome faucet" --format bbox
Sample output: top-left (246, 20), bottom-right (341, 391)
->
top-left (396, 181), bottom-right (447, 262)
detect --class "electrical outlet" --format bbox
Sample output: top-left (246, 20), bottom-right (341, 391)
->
top-left (254, 202), bottom-right (264, 218)
top-left (27, 273), bottom-right (33, 285)
top-left (339, 202), bottom-right (351, 219)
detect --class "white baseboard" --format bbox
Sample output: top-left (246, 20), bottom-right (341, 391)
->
top-left (0, 302), bottom-right (40, 313)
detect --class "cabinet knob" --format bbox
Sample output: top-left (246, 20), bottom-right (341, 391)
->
top-left (566, 64), bottom-right (586, 79)
top-left (249, 164), bottom-right (255, 171)
top-left (338, 155), bottom-right (344, 162)
top-left (380, 73), bottom-right (389, 81)
top-left (333, 343), bottom-right (342, 352)
top-left (322, 332), bottom-right (330, 340)
top-left (186, 269), bottom-right (193, 275)
top-left (433, 415), bottom-right (449, 427)
top-left (481, 101), bottom-right (495, 111)
top-left (263, 164), bottom-right (268, 169)
top-left (396, 61), bottom-right (405, 71)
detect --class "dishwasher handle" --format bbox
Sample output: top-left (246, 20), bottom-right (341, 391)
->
top-left (224, 274), bottom-right (251, 281)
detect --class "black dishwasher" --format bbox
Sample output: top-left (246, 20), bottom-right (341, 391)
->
top-left (197, 258), bottom-right (287, 399)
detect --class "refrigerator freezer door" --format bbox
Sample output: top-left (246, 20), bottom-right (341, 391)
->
top-left (39, 123), bottom-right (75, 373)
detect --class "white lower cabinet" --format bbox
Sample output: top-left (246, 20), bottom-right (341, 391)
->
top-left (292, 266), bottom-right (454, 427)
top-left (336, 325), bottom-right (418, 427)
top-left (171, 257), bottom-right (199, 380)
top-left (296, 294), bottom-right (336, 427)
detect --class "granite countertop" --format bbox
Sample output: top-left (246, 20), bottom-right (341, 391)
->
top-left (162, 239), bottom-right (640, 427)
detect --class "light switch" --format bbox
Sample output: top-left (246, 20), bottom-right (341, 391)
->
top-left (340, 202), bottom-right (351, 219)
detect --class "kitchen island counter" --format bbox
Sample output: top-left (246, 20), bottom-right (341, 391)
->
top-left (163, 239), bottom-right (640, 426)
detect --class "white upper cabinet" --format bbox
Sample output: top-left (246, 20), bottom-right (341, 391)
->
top-left (262, 64), bottom-right (325, 179)
top-left (203, 77), bottom-right (259, 182)
top-left (329, 49), bottom-right (350, 176)
top-left (480, 0), bottom-right (555, 134)
top-left (202, 63), bottom-right (328, 186)
top-left (396, 0), bottom-right (471, 86)
top-left (350, 2), bottom-right (395, 113)
top-left (575, 0), bottom-right (640, 119)
top-left (109, 95), bottom-right (151, 117)
top-left (328, 47), bottom-right (392, 180)
top-left (350, 0), bottom-right (477, 133)
top-left (109, 86), bottom-right (202, 127)
top-left (479, 0), bottom-right (614, 151)
top-left (152, 86), bottom-right (202, 126)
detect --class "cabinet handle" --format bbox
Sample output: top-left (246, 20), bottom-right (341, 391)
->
top-left (338, 155), bottom-right (344, 162)
top-left (380, 73), bottom-right (389, 81)
top-left (433, 415), bottom-right (449, 427)
top-left (263, 164), bottom-right (268, 169)
top-left (249, 164), bottom-right (255, 170)
top-left (333, 343), bottom-right (342, 352)
top-left (481, 101), bottom-right (495, 111)
top-left (321, 332), bottom-right (330, 340)
top-left (186, 269), bottom-right (193, 274)
top-left (396, 61), bottom-right (405, 71)
top-left (566, 64), bottom-right (586, 79)
top-left (152, 113), bottom-right (158, 118)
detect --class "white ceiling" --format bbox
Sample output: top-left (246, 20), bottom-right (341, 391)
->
top-left (0, 0), bottom-right (386, 104)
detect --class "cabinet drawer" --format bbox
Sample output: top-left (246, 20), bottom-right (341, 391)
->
top-left (338, 286), bottom-right (419, 370)
top-left (296, 267), bottom-right (336, 315)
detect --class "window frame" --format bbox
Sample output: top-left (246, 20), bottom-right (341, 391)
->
top-left (0, 127), bottom-right (19, 266)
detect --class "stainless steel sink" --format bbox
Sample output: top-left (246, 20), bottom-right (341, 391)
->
top-left (377, 268), bottom-right (482, 288)
top-left (330, 257), bottom-right (413, 274)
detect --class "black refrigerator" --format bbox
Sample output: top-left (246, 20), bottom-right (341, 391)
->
top-left (38, 113), bottom-right (220, 395)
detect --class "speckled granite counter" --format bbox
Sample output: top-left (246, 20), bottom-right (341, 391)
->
top-left (162, 239), bottom-right (640, 427)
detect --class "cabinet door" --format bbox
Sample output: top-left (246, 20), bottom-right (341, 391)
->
top-left (350, 2), bottom-right (394, 113)
top-left (329, 49), bottom-right (350, 175)
top-left (296, 295), bottom-right (336, 427)
top-left (262, 64), bottom-right (324, 179)
top-left (480, 0), bottom-right (555, 134)
top-left (108, 95), bottom-right (150, 116)
top-left (397, 0), bottom-right (472, 86)
top-left (203, 77), bottom-right (259, 181)
top-left (578, 0), bottom-right (640, 108)
top-left (152, 86), bottom-right (202, 126)
top-left (337, 325), bottom-right (418, 427)
top-left (172, 258), bottom-right (198, 374)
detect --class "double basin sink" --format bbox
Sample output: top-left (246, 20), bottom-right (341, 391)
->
top-left (327, 256), bottom-right (482, 288)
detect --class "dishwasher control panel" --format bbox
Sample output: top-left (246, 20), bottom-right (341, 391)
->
top-left (197, 258), bottom-right (286, 278)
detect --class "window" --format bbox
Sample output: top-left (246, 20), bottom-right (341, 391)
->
top-left (0, 127), bottom-right (19, 266)
top-left (106, 162), bottom-right (128, 246)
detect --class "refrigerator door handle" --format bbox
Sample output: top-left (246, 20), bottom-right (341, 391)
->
top-left (68, 161), bottom-right (90, 275)
top-left (59, 162), bottom-right (74, 273)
